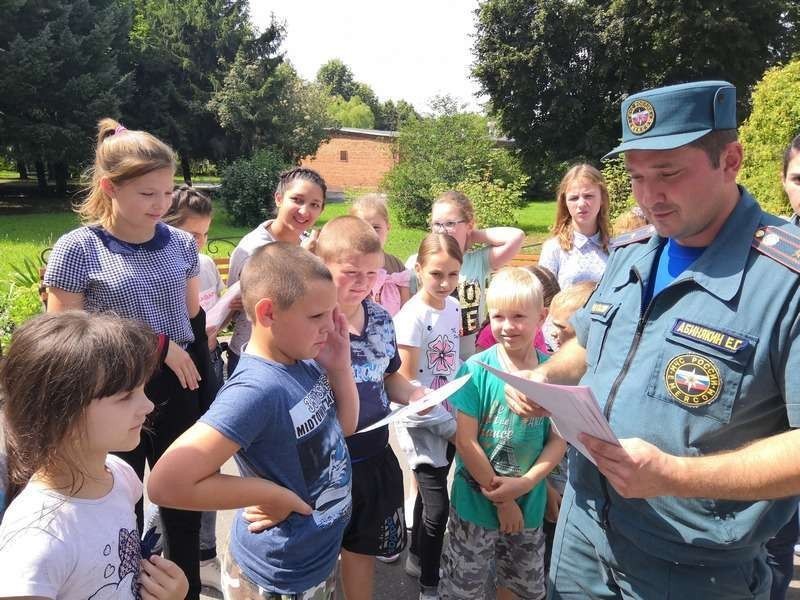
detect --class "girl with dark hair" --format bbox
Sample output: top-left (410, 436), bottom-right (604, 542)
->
top-left (226, 167), bottom-right (327, 374)
top-left (0, 312), bottom-right (187, 599)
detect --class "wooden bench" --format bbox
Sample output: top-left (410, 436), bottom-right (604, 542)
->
top-left (505, 242), bottom-right (541, 268)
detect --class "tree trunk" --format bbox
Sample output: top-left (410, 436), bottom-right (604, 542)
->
top-left (179, 150), bottom-right (192, 185)
top-left (34, 160), bottom-right (48, 193)
top-left (54, 161), bottom-right (68, 196)
top-left (16, 159), bottom-right (28, 180)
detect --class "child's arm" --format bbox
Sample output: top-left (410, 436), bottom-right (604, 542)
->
top-left (385, 370), bottom-right (426, 406)
top-left (186, 275), bottom-right (200, 318)
top-left (399, 285), bottom-right (411, 307)
top-left (454, 410), bottom-right (496, 490)
top-left (468, 227), bottom-right (525, 270)
top-left (316, 307), bottom-right (359, 435)
top-left (139, 554), bottom-right (189, 600)
top-left (46, 288), bottom-right (84, 311)
top-left (481, 430), bottom-right (567, 504)
top-left (545, 480), bottom-right (563, 523)
top-left (397, 344), bottom-right (420, 383)
top-left (148, 423), bottom-right (312, 519)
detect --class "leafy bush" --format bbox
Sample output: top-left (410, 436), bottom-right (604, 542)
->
top-left (0, 283), bottom-right (43, 354)
top-left (739, 59), bottom-right (800, 216)
top-left (431, 161), bottom-right (528, 228)
top-left (383, 112), bottom-right (527, 228)
top-left (218, 148), bottom-right (289, 227)
top-left (602, 156), bottom-right (634, 221)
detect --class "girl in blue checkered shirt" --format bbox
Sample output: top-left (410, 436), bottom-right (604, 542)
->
top-left (43, 118), bottom-right (205, 598)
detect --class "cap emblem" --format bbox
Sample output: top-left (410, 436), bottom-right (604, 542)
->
top-left (627, 99), bottom-right (656, 135)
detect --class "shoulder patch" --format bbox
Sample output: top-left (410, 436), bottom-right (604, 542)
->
top-left (610, 224), bottom-right (656, 249)
top-left (752, 226), bottom-right (800, 274)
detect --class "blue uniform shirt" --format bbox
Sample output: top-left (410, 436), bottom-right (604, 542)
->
top-left (571, 188), bottom-right (800, 566)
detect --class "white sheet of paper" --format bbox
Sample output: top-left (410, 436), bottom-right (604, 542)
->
top-left (205, 281), bottom-right (241, 334)
top-left (355, 374), bottom-right (472, 434)
top-left (477, 362), bottom-right (619, 465)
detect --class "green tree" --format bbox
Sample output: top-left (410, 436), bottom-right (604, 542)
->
top-left (208, 54), bottom-right (333, 162)
top-left (327, 96), bottom-right (376, 129)
top-left (473, 0), bottom-right (800, 192)
top-left (353, 82), bottom-right (381, 121)
top-left (316, 58), bottom-right (358, 100)
top-left (739, 59), bottom-right (800, 215)
top-left (379, 99), bottom-right (419, 131)
top-left (125, 0), bottom-right (283, 180)
top-left (383, 111), bottom-right (527, 227)
top-left (0, 0), bottom-right (132, 194)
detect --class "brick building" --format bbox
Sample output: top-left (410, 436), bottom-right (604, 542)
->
top-left (300, 127), bottom-right (398, 196)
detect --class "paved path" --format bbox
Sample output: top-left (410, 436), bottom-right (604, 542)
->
top-left (192, 429), bottom-right (800, 599)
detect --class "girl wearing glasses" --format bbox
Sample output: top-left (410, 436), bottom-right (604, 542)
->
top-left (407, 190), bottom-right (524, 358)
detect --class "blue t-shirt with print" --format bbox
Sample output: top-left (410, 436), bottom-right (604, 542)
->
top-left (347, 300), bottom-right (402, 462)
top-left (200, 354), bottom-right (352, 594)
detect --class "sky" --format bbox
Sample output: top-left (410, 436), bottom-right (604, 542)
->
top-left (248, 0), bottom-right (486, 115)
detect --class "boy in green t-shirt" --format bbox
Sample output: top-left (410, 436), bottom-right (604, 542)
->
top-left (440, 268), bottom-right (566, 600)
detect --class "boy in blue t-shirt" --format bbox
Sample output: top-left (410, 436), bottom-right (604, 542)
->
top-left (315, 216), bottom-right (427, 600)
top-left (148, 242), bottom-right (359, 599)
top-left (440, 267), bottom-right (566, 600)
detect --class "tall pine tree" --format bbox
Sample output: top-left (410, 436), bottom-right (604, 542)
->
top-left (0, 0), bottom-right (132, 194)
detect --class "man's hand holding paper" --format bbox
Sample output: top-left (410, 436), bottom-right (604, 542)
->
top-left (480, 362), bottom-right (619, 467)
top-left (580, 434), bottom-right (681, 499)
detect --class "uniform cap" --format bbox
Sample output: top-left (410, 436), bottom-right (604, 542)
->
top-left (603, 80), bottom-right (736, 160)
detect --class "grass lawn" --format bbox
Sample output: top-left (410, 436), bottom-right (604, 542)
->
top-left (0, 198), bottom-right (555, 283)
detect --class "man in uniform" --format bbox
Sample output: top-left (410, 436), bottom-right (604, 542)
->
top-left (511, 81), bottom-right (800, 598)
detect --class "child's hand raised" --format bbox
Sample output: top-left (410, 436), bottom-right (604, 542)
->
top-left (243, 486), bottom-right (313, 533)
top-left (481, 475), bottom-right (533, 504)
top-left (139, 554), bottom-right (189, 600)
top-left (495, 500), bottom-right (524, 534)
top-left (316, 307), bottom-right (352, 373)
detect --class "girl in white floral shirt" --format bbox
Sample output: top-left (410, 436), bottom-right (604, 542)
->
top-left (539, 164), bottom-right (611, 289)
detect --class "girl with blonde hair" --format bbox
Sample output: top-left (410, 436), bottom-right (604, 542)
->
top-left (43, 118), bottom-right (204, 598)
top-left (539, 164), bottom-right (610, 288)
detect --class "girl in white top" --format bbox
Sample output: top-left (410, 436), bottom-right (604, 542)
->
top-left (539, 164), bottom-right (611, 289)
top-left (394, 233), bottom-right (463, 598)
top-left (0, 311), bottom-right (187, 600)
top-left (407, 191), bottom-right (525, 359)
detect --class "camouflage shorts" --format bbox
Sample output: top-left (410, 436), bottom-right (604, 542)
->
top-left (439, 507), bottom-right (545, 600)
top-left (222, 551), bottom-right (337, 600)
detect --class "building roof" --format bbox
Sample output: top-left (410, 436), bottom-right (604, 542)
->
top-left (326, 126), bottom-right (514, 146)
top-left (326, 127), bottom-right (399, 138)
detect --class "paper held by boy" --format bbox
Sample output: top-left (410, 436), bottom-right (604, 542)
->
top-left (205, 280), bottom-right (241, 336)
top-left (479, 362), bottom-right (620, 466)
top-left (355, 374), bottom-right (472, 434)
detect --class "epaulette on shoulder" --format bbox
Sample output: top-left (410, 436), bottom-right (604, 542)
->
top-left (752, 225), bottom-right (800, 274)
top-left (610, 224), bottom-right (656, 249)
